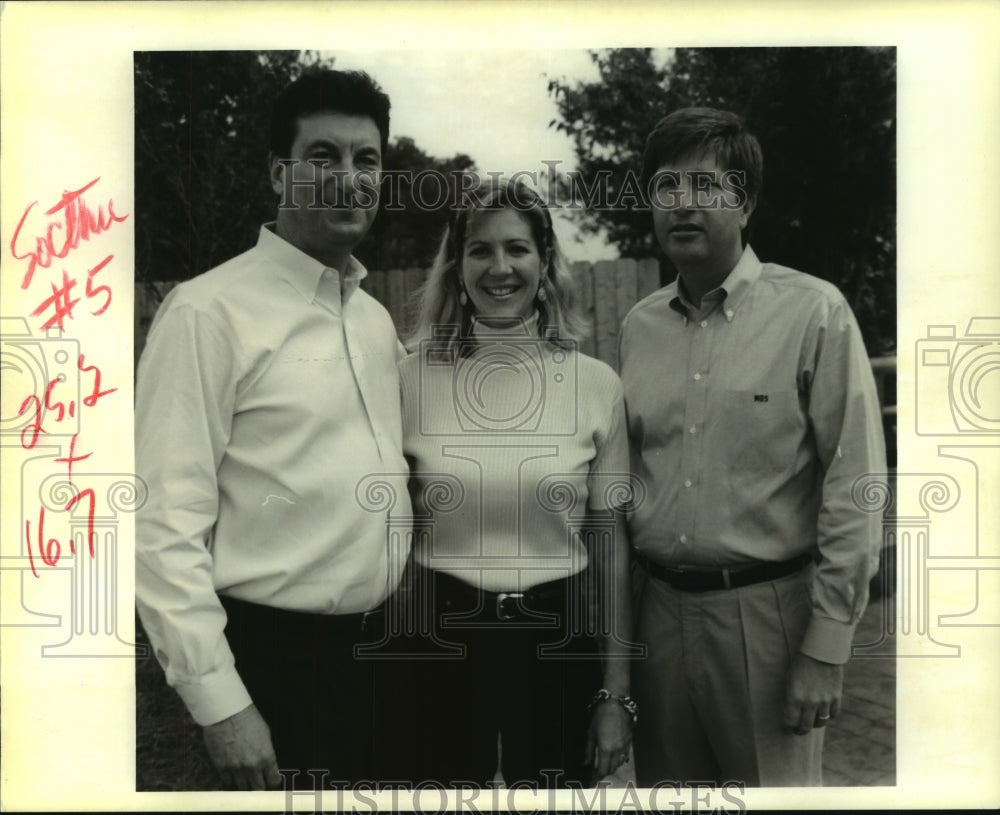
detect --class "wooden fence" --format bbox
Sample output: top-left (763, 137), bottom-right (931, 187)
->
top-left (134, 261), bottom-right (896, 464)
top-left (134, 258), bottom-right (663, 370)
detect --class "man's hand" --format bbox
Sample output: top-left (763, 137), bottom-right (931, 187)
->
top-left (585, 701), bottom-right (633, 782)
top-left (783, 652), bottom-right (845, 735)
top-left (202, 704), bottom-right (282, 790)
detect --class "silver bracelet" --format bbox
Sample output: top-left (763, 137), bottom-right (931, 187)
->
top-left (589, 688), bottom-right (638, 725)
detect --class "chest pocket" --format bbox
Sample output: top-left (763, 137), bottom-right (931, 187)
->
top-left (718, 388), bottom-right (803, 478)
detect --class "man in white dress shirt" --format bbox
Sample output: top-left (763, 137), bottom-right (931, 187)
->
top-left (135, 69), bottom-right (410, 790)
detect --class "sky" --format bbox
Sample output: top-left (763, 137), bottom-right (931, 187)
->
top-left (324, 50), bottom-right (629, 261)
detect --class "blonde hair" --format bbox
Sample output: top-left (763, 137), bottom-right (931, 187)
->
top-left (406, 176), bottom-right (588, 355)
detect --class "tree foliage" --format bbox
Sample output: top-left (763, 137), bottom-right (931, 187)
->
top-left (549, 47), bottom-right (897, 354)
top-left (358, 136), bottom-right (476, 272)
top-left (134, 50), bottom-right (475, 284)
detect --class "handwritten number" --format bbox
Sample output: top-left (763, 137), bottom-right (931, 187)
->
top-left (25, 508), bottom-right (62, 574)
top-left (65, 488), bottom-right (97, 557)
top-left (86, 255), bottom-right (113, 315)
top-left (12, 178), bottom-right (122, 575)
top-left (78, 354), bottom-right (117, 406)
top-left (17, 395), bottom-right (45, 449)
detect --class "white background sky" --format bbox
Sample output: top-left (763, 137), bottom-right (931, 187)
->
top-left (324, 49), bottom-right (670, 261)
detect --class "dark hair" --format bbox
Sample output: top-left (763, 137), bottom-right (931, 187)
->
top-left (407, 176), bottom-right (587, 354)
top-left (269, 69), bottom-right (391, 158)
top-left (641, 107), bottom-right (763, 208)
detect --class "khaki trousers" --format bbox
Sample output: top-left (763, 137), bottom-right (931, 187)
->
top-left (632, 567), bottom-right (824, 787)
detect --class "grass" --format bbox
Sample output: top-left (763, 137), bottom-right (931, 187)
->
top-left (135, 617), bottom-right (222, 791)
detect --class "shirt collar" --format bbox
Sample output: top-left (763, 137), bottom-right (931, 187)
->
top-left (668, 244), bottom-right (762, 323)
top-left (255, 223), bottom-right (369, 306)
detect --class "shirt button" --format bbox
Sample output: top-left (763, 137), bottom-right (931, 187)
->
top-left (679, 534), bottom-right (688, 544)
top-left (726, 309), bottom-right (734, 319)
top-left (688, 425), bottom-right (697, 434)
top-left (684, 479), bottom-right (692, 488)
top-left (693, 372), bottom-right (701, 381)
top-left (700, 320), bottom-right (708, 328)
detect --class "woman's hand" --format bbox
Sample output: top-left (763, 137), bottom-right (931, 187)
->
top-left (585, 700), bottom-right (633, 782)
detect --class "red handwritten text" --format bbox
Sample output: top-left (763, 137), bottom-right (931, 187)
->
top-left (78, 353), bottom-right (117, 406)
top-left (17, 355), bottom-right (118, 450)
top-left (25, 508), bottom-right (60, 578)
top-left (10, 177), bottom-right (128, 290)
top-left (54, 435), bottom-right (92, 484)
top-left (24, 487), bottom-right (98, 577)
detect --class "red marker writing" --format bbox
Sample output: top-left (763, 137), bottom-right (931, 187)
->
top-left (10, 177), bottom-right (128, 290)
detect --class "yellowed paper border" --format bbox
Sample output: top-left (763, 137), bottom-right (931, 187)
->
top-left (2, 0), bottom-right (998, 810)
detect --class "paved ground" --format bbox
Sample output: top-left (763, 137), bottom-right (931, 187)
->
top-left (605, 593), bottom-right (896, 787)
top-left (822, 593), bottom-right (896, 786)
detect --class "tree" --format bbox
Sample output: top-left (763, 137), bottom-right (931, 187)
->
top-left (134, 51), bottom-right (310, 284)
top-left (549, 47), bottom-right (897, 354)
top-left (134, 50), bottom-right (476, 284)
top-left (356, 136), bottom-right (476, 272)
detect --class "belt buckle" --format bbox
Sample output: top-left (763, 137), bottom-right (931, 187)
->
top-left (496, 592), bottom-right (524, 621)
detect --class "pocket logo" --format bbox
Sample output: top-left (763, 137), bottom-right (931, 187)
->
top-left (754, 394), bottom-right (769, 403)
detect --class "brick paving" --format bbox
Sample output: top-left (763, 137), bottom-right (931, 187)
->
top-left (604, 594), bottom-right (896, 788)
top-left (823, 594), bottom-right (896, 786)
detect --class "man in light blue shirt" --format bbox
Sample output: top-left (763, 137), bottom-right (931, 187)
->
top-left (620, 108), bottom-right (886, 786)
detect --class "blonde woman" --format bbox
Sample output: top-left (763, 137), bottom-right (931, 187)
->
top-left (393, 178), bottom-right (636, 787)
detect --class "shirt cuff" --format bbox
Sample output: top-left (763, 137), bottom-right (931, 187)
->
top-left (174, 665), bottom-right (254, 727)
top-left (798, 614), bottom-right (858, 665)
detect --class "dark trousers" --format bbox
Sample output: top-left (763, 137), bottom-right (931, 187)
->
top-left (220, 595), bottom-right (381, 786)
top-left (374, 568), bottom-right (602, 788)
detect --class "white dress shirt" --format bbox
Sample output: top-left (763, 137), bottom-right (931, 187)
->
top-left (135, 225), bottom-right (410, 726)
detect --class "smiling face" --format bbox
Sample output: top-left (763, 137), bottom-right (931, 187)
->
top-left (269, 111), bottom-right (382, 269)
top-left (461, 208), bottom-right (545, 323)
top-left (652, 150), bottom-right (754, 299)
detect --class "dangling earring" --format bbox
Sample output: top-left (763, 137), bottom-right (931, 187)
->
top-left (536, 285), bottom-right (547, 303)
top-left (459, 289), bottom-right (468, 306)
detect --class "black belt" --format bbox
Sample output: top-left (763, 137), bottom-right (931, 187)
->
top-left (220, 594), bottom-right (385, 638)
top-left (640, 553), bottom-right (811, 592)
top-left (433, 570), bottom-right (575, 622)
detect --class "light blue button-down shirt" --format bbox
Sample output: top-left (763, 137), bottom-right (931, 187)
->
top-left (619, 246), bottom-right (886, 663)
